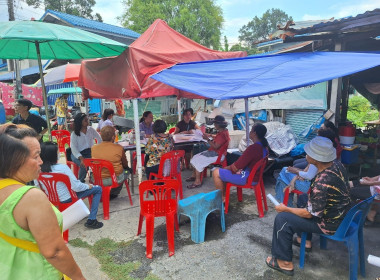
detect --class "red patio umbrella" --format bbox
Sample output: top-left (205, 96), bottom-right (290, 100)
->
top-left (37, 63), bottom-right (81, 86)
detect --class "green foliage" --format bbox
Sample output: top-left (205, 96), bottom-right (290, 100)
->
top-left (69, 238), bottom-right (159, 280)
top-left (119, 0), bottom-right (223, 49)
top-left (347, 95), bottom-right (379, 127)
top-left (229, 43), bottom-right (261, 55)
top-left (25, 0), bottom-right (103, 21)
top-left (238, 8), bottom-right (292, 47)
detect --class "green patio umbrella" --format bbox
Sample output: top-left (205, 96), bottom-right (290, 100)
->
top-left (0, 20), bottom-right (128, 138)
top-left (48, 87), bottom-right (82, 95)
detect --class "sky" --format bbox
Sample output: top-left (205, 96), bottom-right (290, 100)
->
top-left (2, 0), bottom-right (380, 45)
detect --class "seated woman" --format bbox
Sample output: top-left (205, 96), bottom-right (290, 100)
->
top-left (213, 123), bottom-right (268, 201)
top-left (349, 175), bottom-right (380, 226)
top-left (275, 128), bottom-right (337, 207)
top-left (293, 120), bottom-right (342, 169)
top-left (139, 111), bottom-right (154, 138)
top-left (173, 108), bottom-right (200, 167)
top-left (70, 113), bottom-right (102, 182)
top-left (266, 136), bottom-right (351, 276)
top-left (92, 126), bottom-right (130, 199)
top-left (186, 115), bottom-right (230, 189)
top-left (145, 120), bottom-right (174, 180)
top-left (39, 142), bottom-right (103, 229)
top-left (97, 108), bottom-right (114, 132)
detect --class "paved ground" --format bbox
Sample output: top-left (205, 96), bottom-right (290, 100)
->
top-left (67, 167), bottom-right (380, 280)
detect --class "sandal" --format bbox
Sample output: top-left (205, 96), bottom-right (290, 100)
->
top-left (265, 256), bottom-right (294, 276)
top-left (185, 176), bottom-right (196, 182)
top-left (293, 237), bottom-right (312, 252)
top-left (187, 183), bottom-right (202, 189)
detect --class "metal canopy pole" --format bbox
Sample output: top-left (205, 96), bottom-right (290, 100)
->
top-left (35, 42), bottom-right (52, 141)
top-left (177, 98), bottom-right (181, 122)
top-left (244, 98), bottom-right (250, 144)
top-left (132, 99), bottom-right (142, 183)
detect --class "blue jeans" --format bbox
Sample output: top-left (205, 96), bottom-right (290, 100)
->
top-left (71, 148), bottom-right (91, 182)
top-left (275, 167), bottom-right (311, 207)
top-left (62, 186), bottom-right (102, 220)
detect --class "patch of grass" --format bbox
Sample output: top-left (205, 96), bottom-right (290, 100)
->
top-left (69, 238), bottom-right (91, 248)
top-left (69, 238), bottom-right (159, 280)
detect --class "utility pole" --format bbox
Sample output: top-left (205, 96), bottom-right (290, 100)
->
top-left (7, 0), bottom-right (15, 21)
top-left (8, 0), bottom-right (23, 98)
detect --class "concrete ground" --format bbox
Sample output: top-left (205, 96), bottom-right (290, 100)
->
top-left (67, 167), bottom-right (380, 280)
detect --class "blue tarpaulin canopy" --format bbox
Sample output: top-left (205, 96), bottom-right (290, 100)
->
top-left (151, 52), bottom-right (380, 100)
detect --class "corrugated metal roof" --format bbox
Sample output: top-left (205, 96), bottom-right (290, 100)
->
top-left (40, 9), bottom-right (140, 39)
top-left (287, 9), bottom-right (380, 34)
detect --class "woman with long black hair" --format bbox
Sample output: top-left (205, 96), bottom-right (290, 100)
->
top-left (70, 113), bottom-right (102, 182)
top-left (213, 123), bottom-right (269, 201)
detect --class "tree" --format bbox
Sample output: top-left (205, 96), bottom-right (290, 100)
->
top-left (347, 95), bottom-right (379, 128)
top-left (119, 0), bottom-right (223, 49)
top-left (229, 43), bottom-right (261, 55)
top-left (239, 8), bottom-right (292, 48)
top-left (25, 0), bottom-right (103, 21)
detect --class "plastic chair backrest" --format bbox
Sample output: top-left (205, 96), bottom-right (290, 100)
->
top-left (168, 127), bottom-right (176, 134)
top-left (52, 130), bottom-right (70, 152)
top-left (214, 141), bottom-right (230, 164)
top-left (139, 179), bottom-right (179, 215)
top-left (61, 136), bottom-right (71, 159)
top-left (52, 130), bottom-right (70, 139)
top-left (332, 201), bottom-right (366, 240)
top-left (246, 156), bottom-right (268, 186)
top-left (156, 150), bottom-right (185, 178)
top-left (357, 195), bottom-right (376, 228)
top-left (83, 158), bottom-right (118, 188)
top-left (37, 173), bottom-right (78, 206)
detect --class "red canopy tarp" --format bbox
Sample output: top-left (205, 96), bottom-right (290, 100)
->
top-left (78, 19), bottom-right (246, 100)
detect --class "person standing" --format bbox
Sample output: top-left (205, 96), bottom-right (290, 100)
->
top-left (12, 99), bottom-right (48, 141)
top-left (0, 124), bottom-right (85, 279)
top-left (55, 95), bottom-right (68, 130)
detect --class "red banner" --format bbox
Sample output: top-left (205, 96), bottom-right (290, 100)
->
top-left (0, 82), bottom-right (43, 109)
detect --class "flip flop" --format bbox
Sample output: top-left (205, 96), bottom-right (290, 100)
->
top-left (364, 217), bottom-right (377, 227)
top-left (293, 237), bottom-right (312, 252)
top-left (185, 176), bottom-right (196, 182)
top-left (265, 256), bottom-right (294, 276)
top-left (187, 183), bottom-right (202, 189)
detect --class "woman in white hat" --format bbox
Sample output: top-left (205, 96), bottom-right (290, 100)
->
top-left (266, 136), bottom-right (351, 276)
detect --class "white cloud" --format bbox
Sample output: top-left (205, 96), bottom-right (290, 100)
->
top-left (93, 0), bottom-right (124, 26)
top-left (302, 14), bottom-right (324, 21)
top-left (335, 1), bottom-right (380, 18)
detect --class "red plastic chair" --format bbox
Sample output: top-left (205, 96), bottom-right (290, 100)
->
top-left (137, 179), bottom-right (180, 259)
top-left (200, 141), bottom-right (229, 183)
top-left (61, 137), bottom-right (79, 178)
top-left (52, 130), bottom-right (70, 153)
top-left (149, 150), bottom-right (185, 199)
top-left (283, 187), bottom-right (311, 206)
top-left (224, 157), bottom-right (268, 217)
top-left (83, 158), bottom-right (133, 220)
top-left (36, 173), bottom-right (79, 243)
top-left (132, 151), bottom-right (145, 175)
top-left (168, 127), bottom-right (176, 134)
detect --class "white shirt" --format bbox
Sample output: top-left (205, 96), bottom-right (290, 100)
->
top-left (97, 119), bottom-right (113, 131)
top-left (299, 164), bottom-right (318, 181)
top-left (70, 126), bottom-right (102, 159)
top-left (36, 164), bottom-right (89, 202)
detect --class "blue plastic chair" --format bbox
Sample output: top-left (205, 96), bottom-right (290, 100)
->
top-left (356, 195), bottom-right (376, 277)
top-left (299, 196), bottom-right (375, 280)
top-left (177, 190), bottom-right (225, 243)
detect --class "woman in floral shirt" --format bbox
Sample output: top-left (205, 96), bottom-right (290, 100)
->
top-left (145, 120), bottom-right (174, 179)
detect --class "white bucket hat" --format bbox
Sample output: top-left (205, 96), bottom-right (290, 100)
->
top-left (304, 136), bottom-right (336, 162)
